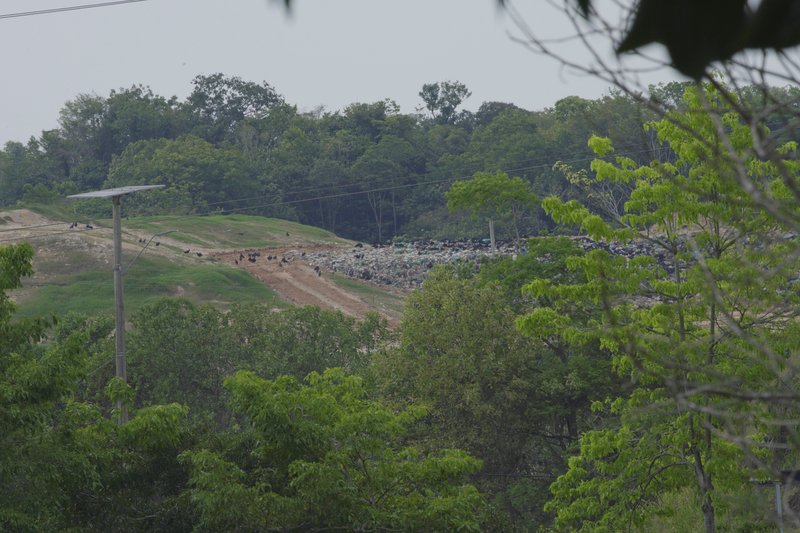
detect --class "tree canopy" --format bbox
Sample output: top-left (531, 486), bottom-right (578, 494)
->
top-left (529, 83), bottom-right (800, 531)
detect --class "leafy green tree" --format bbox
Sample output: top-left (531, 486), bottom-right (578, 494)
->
top-left (476, 235), bottom-right (586, 311)
top-left (425, 123), bottom-right (470, 162)
top-left (104, 86), bottom-right (182, 152)
top-left (452, 107), bottom-right (542, 177)
top-left (351, 134), bottom-right (420, 241)
top-left (530, 84), bottom-right (800, 531)
top-left (0, 138), bottom-right (68, 205)
top-left (0, 245), bottom-right (199, 532)
top-left (419, 81), bottom-right (472, 124)
top-left (61, 396), bottom-right (193, 532)
top-left (185, 73), bottom-right (285, 144)
top-left (126, 299), bottom-right (232, 419)
top-left (376, 258), bottom-right (617, 528)
top-left (473, 101), bottom-right (522, 127)
top-left (57, 92), bottom-right (113, 171)
top-left (126, 299), bottom-right (388, 422)
top-left (305, 156), bottom-right (352, 232)
top-left (265, 117), bottom-right (321, 221)
top-left (225, 304), bottom-right (388, 380)
top-left (181, 368), bottom-right (485, 531)
top-left (447, 170), bottom-right (538, 250)
top-left (0, 244), bottom-right (88, 531)
top-left (341, 100), bottom-right (397, 142)
top-left (437, 106), bottom-right (562, 236)
top-left (53, 86), bottom-right (182, 191)
top-left (103, 135), bottom-right (259, 215)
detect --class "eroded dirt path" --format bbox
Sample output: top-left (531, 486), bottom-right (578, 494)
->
top-left (214, 246), bottom-right (394, 321)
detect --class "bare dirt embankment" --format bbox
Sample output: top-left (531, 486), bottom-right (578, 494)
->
top-left (214, 247), bottom-right (382, 319)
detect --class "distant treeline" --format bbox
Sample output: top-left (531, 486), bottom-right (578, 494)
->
top-left (1, 74), bottom-right (795, 241)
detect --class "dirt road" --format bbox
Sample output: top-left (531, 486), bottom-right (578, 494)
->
top-left (214, 247), bottom-right (404, 324)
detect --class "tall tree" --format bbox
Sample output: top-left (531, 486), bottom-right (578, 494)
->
top-left (446, 170), bottom-right (538, 251)
top-left (0, 243), bottom-right (86, 530)
top-left (185, 73), bottom-right (285, 144)
top-left (376, 246), bottom-right (617, 528)
top-left (419, 81), bottom-right (472, 124)
top-left (104, 135), bottom-right (259, 215)
top-left (181, 368), bottom-right (485, 531)
top-left (529, 84), bottom-right (800, 531)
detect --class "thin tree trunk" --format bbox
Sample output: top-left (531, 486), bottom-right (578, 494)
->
top-left (391, 184), bottom-right (397, 236)
top-left (367, 192), bottom-right (383, 242)
top-left (690, 415), bottom-right (716, 533)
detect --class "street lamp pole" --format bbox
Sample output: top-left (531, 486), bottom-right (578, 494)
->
top-left (112, 195), bottom-right (128, 422)
top-left (68, 185), bottom-right (164, 424)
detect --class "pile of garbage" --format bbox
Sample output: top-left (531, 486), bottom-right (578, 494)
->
top-left (305, 239), bottom-right (517, 289)
top-left (304, 236), bottom-right (694, 290)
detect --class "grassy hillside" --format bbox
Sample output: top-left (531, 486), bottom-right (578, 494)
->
top-left (8, 208), bottom-right (350, 318)
top-left (15, 255), bottom-right (282, 318)
top-left (121, 213), bottom-right (348, 249)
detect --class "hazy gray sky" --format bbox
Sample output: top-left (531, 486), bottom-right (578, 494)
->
top-left (0, 0), bottom-right (672, 145)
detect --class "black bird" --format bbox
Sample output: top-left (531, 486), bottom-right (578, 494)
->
top-left (196, 252), bottom-right (203, 257)
top-left (239, 253), bottom-right (245, 260)
top-left (85, 224), bottom-right (93, 229)
top-left (155, 242), bottom-right (160, 246)
top-left (184, 249), bottom-right (190, 254)
top-left (235, 259), bottom-right (239, 265)
top-left (69, 222), bottom-right (77, 229)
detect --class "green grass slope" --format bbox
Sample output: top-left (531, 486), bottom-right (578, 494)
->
top-left (121, 213), bottom-right (347, 249)
top-left (15, 255), bottom-right (282, 318)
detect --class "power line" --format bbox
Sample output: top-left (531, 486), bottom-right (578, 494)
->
top-left (185, 147), bottom-right (656, 218)
top-left (0, 0), bottom-right (147, 20)
top-left (123, 229), bottom-right (175, 274)
top-left (0, 227), bottom-right (94, 243)
top-left (169, 147), bottom-right (653, 218)
top-left (0, 220), bottom-right (77, 233)
top-left (0, 144), bottom-right (656, 238)
top-left (195, 142), bottom-right (655, 212)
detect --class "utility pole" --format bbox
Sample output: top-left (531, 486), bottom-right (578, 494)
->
top-left (112, 195), bottom-right (127, 422)
top-left (68, 185), bottom-right (164, 424)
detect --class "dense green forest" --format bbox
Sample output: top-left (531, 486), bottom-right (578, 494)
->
top-left (5, 77), bottom-right (800, 532)
top-left (0, 74), bottom-right (676, 243)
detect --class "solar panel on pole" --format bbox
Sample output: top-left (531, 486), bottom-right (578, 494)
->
top-left (68, 185), bottom-right (164, 424)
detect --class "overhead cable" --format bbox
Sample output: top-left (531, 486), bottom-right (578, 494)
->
top-left (0, 0), bottom-right (147, 20)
